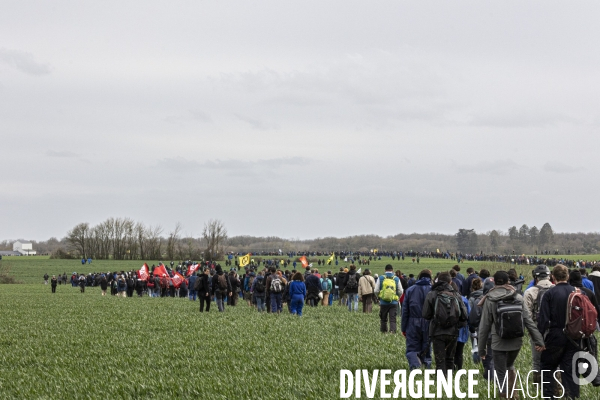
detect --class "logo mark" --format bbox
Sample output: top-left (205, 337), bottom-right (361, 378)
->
top-left (572, 351), bottom-right (598, 386)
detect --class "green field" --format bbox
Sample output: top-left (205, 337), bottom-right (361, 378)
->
top-left (1, 256), bottom-right (599, 398)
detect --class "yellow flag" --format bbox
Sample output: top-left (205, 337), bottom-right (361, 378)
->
top-left (239, 253), bottom-right (250, 268)
top-left (327, 252), bottom-right (335, 265)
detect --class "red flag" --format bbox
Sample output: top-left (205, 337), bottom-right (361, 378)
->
top-left (300, 256), bottom-right (309, 268)
top-left (187, 263), bottom-right (199, 277)
top-left (153, 264), bottom-right (168, 277)
top-left (138, 263), bottom-right (149, 280)
top-left (171, 271), bottom-right (184, 288)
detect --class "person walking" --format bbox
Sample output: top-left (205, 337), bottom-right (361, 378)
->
top-left (422, 272), bottom-right (468, 376)
top-left (523, 265), bottom-right (554, 383)
top-left (343, 265), bottom-right (360, 312)
top-left (228, 269), bottom-right (240, 306)
top-left (478, 271), bottom-right (545, 399)
top-left (338, 267), bottom-right (347, 306)
top-left (50, 275), bottom-right (57, 293)
top-left (289, 272), bottom-right (307, 316)
top-left (454, 294), bottom-right (471, 370)
top-left (78, 275), bottom-right (86, 293)
top-left (266, 269), bottom-right (286, 314)
top-left (188, 273), bottom-right (198, 301)
top-left (252, 271), bottom-right (267, 312)
top-left (212, 265), bottom-right (232, 312)
top-left (401, 269), bottom-right (432, 369)
top-left (100, 274), bottom-right (108, 296)
top-left (375, 265), bottom-right (403, 332)
top-left (196, 268), bottom-right (211, 312)
top-left (304, 270), bottom-right (320, 307)
top-left (358, 269), bottom-right (376, 313)
top-left (320, 273), bottom-right (332, 306)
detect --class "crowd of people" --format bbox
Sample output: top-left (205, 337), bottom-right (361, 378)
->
top-left (44, 256), bottom-right (600, 399)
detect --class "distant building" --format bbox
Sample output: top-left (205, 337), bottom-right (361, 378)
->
top-left (13, 241), bottom-right (37, 256)
top-left (0, 251), bottom-right (21, 257)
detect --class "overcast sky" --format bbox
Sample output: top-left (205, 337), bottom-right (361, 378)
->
top-left (1, 1), bottom-right (599, 241)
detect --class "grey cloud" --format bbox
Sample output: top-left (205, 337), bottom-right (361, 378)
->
top-left (46, 150), bottom-right (78, 158)
top-left (164, 110), bottom-right (212, 125)
top-left (543, 161), bottom-right (584, 174)
top-left (233, 113), bottom-right (276, 130)
top-left (157, 156), bottom-right (309, 173)
top-left (470, 111), bottom-right (576, 128)
top-left (455, 159), bottom-right (522, 175)
top-left (0, 48), bottom-right (50, 75)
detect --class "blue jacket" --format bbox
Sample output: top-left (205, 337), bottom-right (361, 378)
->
top-left (188, 275), bottom-right (197, 290)
top-left (289, 281), bottom-right (306, 298)
top-left (583, 277), bottom-right (595, 293)
top-left (401, 277), bottom-right (431, 332)
top-left (458, 296), bottom-right (471, 343)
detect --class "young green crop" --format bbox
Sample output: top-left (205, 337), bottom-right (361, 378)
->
top-left (1, 258), bottom-right (598, 398)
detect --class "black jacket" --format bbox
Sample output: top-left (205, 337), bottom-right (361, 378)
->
top-left (537, 282), bottom-right (575, 347)
top-left (462, 273), bottom-right (479, 297)
top-left (342, 271), bottom-right (359, 294)
top-left (195, 274), bottom-right (211, 295)
top-left (337, 272), bottom-right (347, 290)
top-left (422, 281), bottom-right (467, 337)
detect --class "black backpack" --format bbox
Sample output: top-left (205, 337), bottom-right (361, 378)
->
top-left (434, 290), bottom-right (464, 328)
top-left (532, 284), bottom-right (551, 322)
top-left (255, 277), bottom-right (265, 293)
top-left (495, 297), bottom-right (524, 339)
top-left (217, 274), bottom-right (228, 290)
top-left (346, 274), bottom-right (358, 290)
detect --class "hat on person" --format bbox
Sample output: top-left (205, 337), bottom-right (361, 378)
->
top-left (533, 265), bottom-right (550, 278)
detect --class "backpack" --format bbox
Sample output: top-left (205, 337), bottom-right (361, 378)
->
top-left (255, 277), bottom-right (265, 293)
top-left (346, 274), bottom-right (358, 291)
top-left (434, 290), bottom-right (463, 328)
top-left (194, 276), bottom-right (202, 291)
top-left (218, 274), bottom-right (228, 291)
top-left (532, 284), bottom-right (551, 322)
top-left (270, 275), bottom-right (283, 293)
top-left (511, 280), bottom-right (525, 296)
top-left (495, 297), bottom-right (524, 339)
top-left (321, 278), bottom-right (330, 291)
top-left (379, 277), bottom-right (398, 303)
top-left (564, 288), bottom-right (598, 341)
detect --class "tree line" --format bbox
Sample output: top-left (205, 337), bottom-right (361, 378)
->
top-left (59, 218), bottom-right (227, 261)
top-left (2, 220), bottom-right (599, 258)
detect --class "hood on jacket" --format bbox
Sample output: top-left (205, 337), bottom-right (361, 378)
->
top-left (432, 281), bottom-right (453, 292)
top-left (484, 286), bottom-right (516, 302)
top-left (589, 271), bottom-right (600, 278)
top-left (470, 289), bottom-right (484, 299)
top-left (415, 277), bottom-right (431, 286)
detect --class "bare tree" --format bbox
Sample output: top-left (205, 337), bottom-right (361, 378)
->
top-left (135, 222), bottom-right (146, 260)
top-left (145, 224), bottom-right (163, 260)
top-left (202, 219), bottom-right (227, 261)
top-left (66, 222), bottom-right (90, 258)
top-left (166, 222), bottom-right (182, 261)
